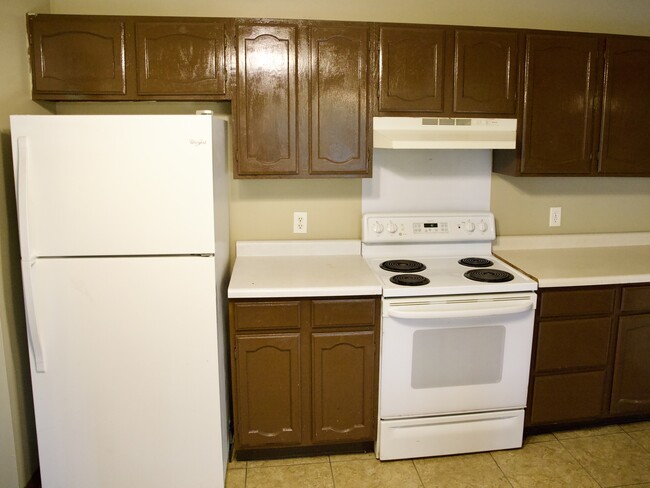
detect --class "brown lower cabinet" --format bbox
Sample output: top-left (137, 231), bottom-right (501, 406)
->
top-left (229, 296), bottom-right (380, 455)
top-left (527, 284), bottom-right (650, 429)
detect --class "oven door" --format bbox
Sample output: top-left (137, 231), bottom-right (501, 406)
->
top-left (380, 292), bottom-right (536, 419)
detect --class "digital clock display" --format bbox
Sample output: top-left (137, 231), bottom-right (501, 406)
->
top-left (423, 223), bottom-right (439, 228)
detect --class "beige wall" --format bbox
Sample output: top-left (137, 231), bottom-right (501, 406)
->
top-left (51, 0), bottom-right (650, 36)
top-left (0, 0), bottom-right (51, 486)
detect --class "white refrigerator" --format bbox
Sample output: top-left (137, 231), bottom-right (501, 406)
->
top-left (10, 115), bottom-right (230, 488)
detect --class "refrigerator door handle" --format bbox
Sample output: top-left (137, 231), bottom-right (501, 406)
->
top-left (21, 260), bottom-right (46, 372)
top-left (16, 136), bottom-right (32, 261)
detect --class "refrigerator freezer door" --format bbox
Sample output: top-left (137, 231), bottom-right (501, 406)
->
top-left (11, 115), bottom-right (217, 258)
top-left (28, 256), bottom-right (225, 488)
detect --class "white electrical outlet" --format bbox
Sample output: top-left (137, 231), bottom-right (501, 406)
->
top-left (293, 212), bottom-right (307, 233)
top-left (549, 207), bottom-right (562, 227)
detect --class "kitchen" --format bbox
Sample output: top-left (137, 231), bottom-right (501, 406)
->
top-left (2, 0), bottom-right (650, 487)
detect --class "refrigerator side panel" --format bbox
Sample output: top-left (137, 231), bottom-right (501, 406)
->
top-left (10, 115), bottom-right (216, 258)
top-left (28, 257), bottom-right (224, 488)
top-left (212, 118), bottom-right (232, 474)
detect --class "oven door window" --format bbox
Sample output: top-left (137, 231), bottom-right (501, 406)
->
top-left (412, 325), bottom-right (505, 389)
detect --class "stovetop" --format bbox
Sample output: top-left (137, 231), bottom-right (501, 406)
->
top-left (365, 254), bottom-right (537, 297)
top-left (361, 212), bottom-right (537, 297)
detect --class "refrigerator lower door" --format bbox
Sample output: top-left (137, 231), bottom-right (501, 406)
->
top-left (27, 256), bottom-right (225, 488)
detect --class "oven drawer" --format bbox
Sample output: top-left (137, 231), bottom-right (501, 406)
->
top-left (378, 410), bottom-right (524, 460)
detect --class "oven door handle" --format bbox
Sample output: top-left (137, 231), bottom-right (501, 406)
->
top-left (385, 297), bottom-right (535, 319)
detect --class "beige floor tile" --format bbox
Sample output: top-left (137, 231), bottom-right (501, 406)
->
top-left (247, 455), bottom-right (330, 468)
top-left (331, 459), bottom-right (423, 488)
top-left (630, 429), bottom-right (650, 451)
top-left (414, 452), bottom-right (510, 488)
top-left (225, 468), bottom-right (246, 488)
top-left (330, 452), bottom-right (377, 462)
top-left (560, 432), bottom-right (650, 487)
top-left (552, 424), bottom-right (622, 440)
top-left (524, 433), bottom-right (555, 444)
top-left (228, 458), bottom-right (247, 470)
top-left (621, 420), bottom-right (650, 433)
top-left (246, 463), bottom-right (334, 488)
top-left (491, 440), bottom-right (599, 488)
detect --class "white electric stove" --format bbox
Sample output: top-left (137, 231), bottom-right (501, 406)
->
top-left (362, 213), bottom-right (538, 461)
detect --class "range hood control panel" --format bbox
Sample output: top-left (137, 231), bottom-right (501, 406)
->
top-left (363, 213), bottom-right (495, 243)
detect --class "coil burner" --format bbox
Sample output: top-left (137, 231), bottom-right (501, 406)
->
top-left (464, 269), bottom-right (514, 283)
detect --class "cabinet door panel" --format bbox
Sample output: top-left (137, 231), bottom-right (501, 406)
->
top-left (29, 15), bottom-right (127, 95)
top-left (310, 25), bottom-right (370, 175)
top-left (312, 331), bottom-right (376, 442)
top-left (235, 24), bottom-right (299, 175)
top-left (535, 318), bottom-right (612, 372)
top-left (453, 30), bottom-right (518, 114)
top-left (611, 315), bottom-right (650, 415)
top-left (521, 35), bottom-right (600, 174)
top-left (530, 371), bottom-right (606, 425)
top-left (235, 334), bottom-right (302, 446)
top-left (598, 38), bottom-right (650, 175)
top-left (379, 26), bottom-right (445, 113)
top-left (135, 21), bottom-right (227, 96)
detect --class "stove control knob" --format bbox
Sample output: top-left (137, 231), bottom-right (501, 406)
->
top-left (478, 221), bottom-right (489, 233)
top-left (372, 222), bottom-right (384, 234)
top-left (386, 222), bottom-right (398, 234)
top-left (464, 221), bottom-right (476, 232)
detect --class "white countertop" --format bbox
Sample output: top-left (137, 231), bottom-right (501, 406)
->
top-left (228, 240), bottom-right (382, 299)
top-left (493, 232), bottom-right (650, 288)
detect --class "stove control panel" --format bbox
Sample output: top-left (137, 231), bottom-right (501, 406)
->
top-left (362, 213), bottom-right (496, 243)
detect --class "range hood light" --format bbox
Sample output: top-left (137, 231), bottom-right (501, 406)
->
top-left (373, 117), bottom-right (517, 150)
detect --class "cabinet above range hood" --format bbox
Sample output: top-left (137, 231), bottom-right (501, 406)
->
top-left (373, 117), bottom-right (517, 150)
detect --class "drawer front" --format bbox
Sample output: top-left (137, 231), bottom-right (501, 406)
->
top-left (535, 317), bottom-right (612, 372)
top-left (530, 371), bottom-right (606, 425)
top-left (621, 285), bottom-right (650, 313)
top-left (232, 301), bottom-right (301, 331)
top-left (311, 298), bottom-right (377, 328)
top-left (539, 288), bottom-right (616, 318)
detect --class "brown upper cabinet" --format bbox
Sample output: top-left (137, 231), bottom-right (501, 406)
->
top-left (134, 21), bottom-right (230, 98)
top-left (494, 33), bottom-right (650, 176)
top-left (233, 21), bottom-right (372, 178)
top-left (598, 37), bottom-right (650, 175)
top-left (26, 15), bottom-right (650, 178)
top-left (29, 15), bottom-right (129, 97)
top-left (521, 34), bottom-right (601, 175)
top-left (28, 14), bottom-right (233, 101)
top-left (378, 25), bottom-right (519, 117)
top-left (234, 23), bottom-right (301, 176)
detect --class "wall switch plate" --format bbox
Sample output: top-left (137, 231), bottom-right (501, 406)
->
top-left (293, 211), bottom-right (307, 233)
top-left (549, 207), bottom-right (562, 227)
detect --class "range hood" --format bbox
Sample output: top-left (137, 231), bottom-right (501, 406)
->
top-left (373, 117), bottom-right (517, 150)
